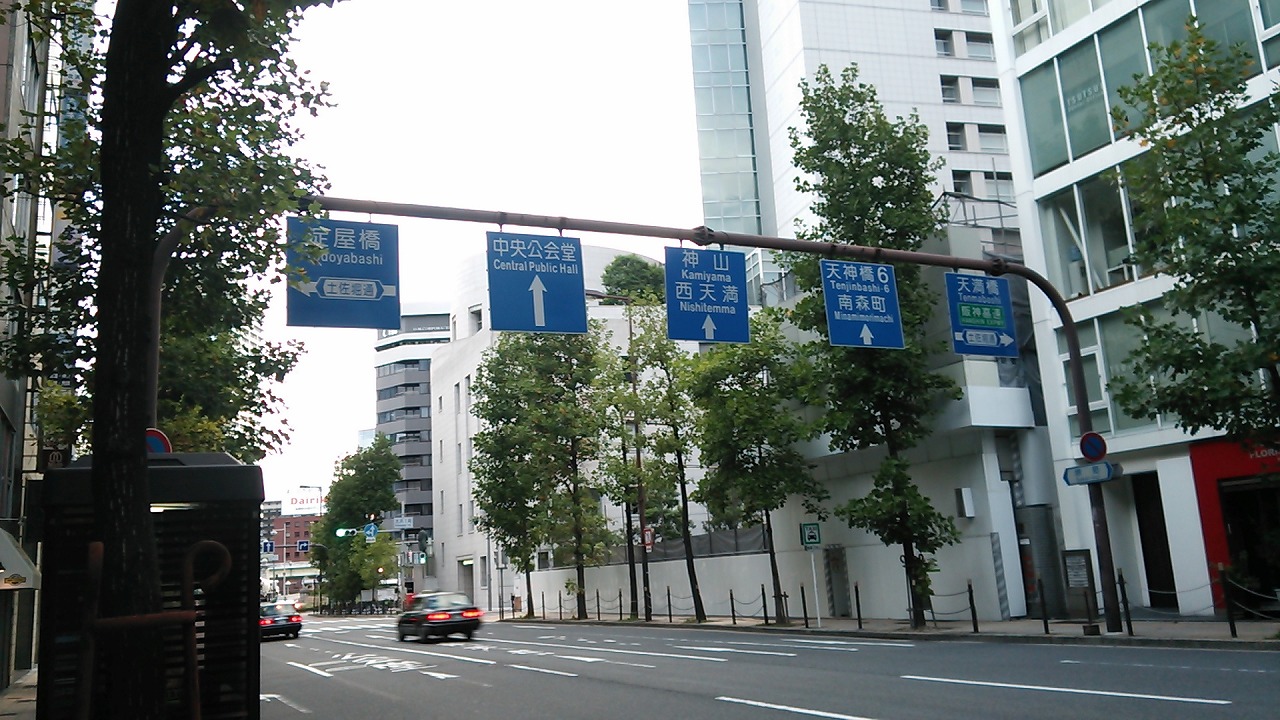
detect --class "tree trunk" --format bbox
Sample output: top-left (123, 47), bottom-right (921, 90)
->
top-left (903, 528), bottom-right (926, 629)
top-left (673, 443), bottom-right (706, 622)
top-left (764, 511), bottom-right (788, 624)
top-left (624, 500), bottom-right (638, 619)
top-left (93, 2), bottom-right (179, 717)
top-left (570, 447), bottom-right (587, 619)
top-left (524, 566), bottom-right (535, 619)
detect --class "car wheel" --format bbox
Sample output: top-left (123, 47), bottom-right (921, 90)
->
top-left (291, 631), bottom-right (299, 639)
top-left (397, 632), bottom-right (407, 642)
top-left (417, 629), bottom-right (429, 643)
top-left (464, 630), bottom-right (473, 640)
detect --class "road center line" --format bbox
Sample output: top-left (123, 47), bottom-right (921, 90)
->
top-left (510, 664), bottom-right (578, 677)
top-left (286, 662), bottom-right (332, 678)
top-left (484, 637), bottom-right (727, 662)
top-left (674, 645), bottom-right (796, 656)
top-left (717, 696), bottom-right (877, 719)
top-left (312, 636), bottom-right (496, 664)
top-left (900, 675), bottom-right (1232, 705)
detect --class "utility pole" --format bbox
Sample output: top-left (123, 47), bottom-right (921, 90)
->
top-left (305, 196), bottom-right (1122, 634)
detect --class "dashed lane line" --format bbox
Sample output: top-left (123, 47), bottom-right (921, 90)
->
top-left (900, 674), bottom-right (1232, 705)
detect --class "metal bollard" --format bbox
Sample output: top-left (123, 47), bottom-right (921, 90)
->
top-left (855, 582), bottom-right (863, 630)
top-left (558, 591), bottom-right (563, 621)
top-left (1038, 578), bottom-right (1049, 635)
top-left (667, 586), bottom-right (673, 623)
top-left (619, 589), bottom-right (624, 621)
top-left (541, 591), bottom-right (546, 620)
top-left (1117, 569), bottom-right (1134, 637)
top-left (730, 589), bottom-right (737, 625)
top-left (596, 589), bottom-right (601, 621)
top-left (967, 580), bottom-right (979, 634)
top-left (761, 584), bottom-right (769, 625)
top-left (800, 585), bottom-right (810, 629)
top-left (1218, 564), bottom-right (1238, 639)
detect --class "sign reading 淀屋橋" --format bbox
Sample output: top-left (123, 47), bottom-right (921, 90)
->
top-left (286, 217), bottom-right (401, 329)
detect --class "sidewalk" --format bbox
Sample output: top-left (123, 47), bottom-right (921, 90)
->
top-left (2, 615), bottom-right (1274, 719)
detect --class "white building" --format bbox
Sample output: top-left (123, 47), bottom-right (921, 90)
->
top-left (991, 0), bottom-right (1280, 616)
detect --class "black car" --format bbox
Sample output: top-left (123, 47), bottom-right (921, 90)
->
top-left (397, 592), bottom-right (483, 642)
top-left (259, 603), bottom-right (303, 640)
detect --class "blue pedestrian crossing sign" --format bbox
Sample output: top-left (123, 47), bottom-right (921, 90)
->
top-left (487, 231), bottom-right (587, 334)
top-left (296, 540), bottom-right (310, 553)
top-left (820, 260), bottom-right (904, 349)
top-left (664, 247), bottom-right (749, 343)
top-left (944, 273), bottom-right (1018, 357)
top-left (286, 217), bottom-right (401, 329)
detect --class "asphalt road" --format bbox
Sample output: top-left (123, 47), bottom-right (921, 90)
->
top-left (260, 615), bottom-right (1280, 720)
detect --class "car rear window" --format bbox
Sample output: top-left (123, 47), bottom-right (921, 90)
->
top-left (260, 604), bottom-right (290, 617)
top-left (419, 593), bottom-right (472, 610)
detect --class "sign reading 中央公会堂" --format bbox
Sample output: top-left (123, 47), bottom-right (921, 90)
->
top-left (486, 231), bottom-right (587, 334)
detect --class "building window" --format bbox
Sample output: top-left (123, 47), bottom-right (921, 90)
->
top-left (469, 305), bottom-right (483, 333)
top-left (941, 76), bottom-right (960, 103)
top-left (946, 123), bottom-right (966, 151)
top-left (966, 32), bottom-right (994, 60)
top-left (1059, 38), bottom-right (1109, 159)
top-left (931, 0), bottom-right (948, 11)
top-left (935, 30), bottom-right (954, 57)
top-left (977, 125), bottom-right (1007, 152)
top-left (971, 78), bottom-right (1001, 106)
top-left (1020, 63), bottom-right (1068, 175)
top-left (453, 383), bottom-right (460, 413)
top-left (952, 170), bottom-right (973, 196)
top-left (982, 171), bottom-right (1015, 203)
top-left (960, 0), bottom-right (987, 14)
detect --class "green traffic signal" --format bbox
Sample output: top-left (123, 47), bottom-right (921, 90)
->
top-left (335, 528), bottom-right (356, 537)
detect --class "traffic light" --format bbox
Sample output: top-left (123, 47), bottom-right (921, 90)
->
top-left (335, 528), bottom-right (357, 537)
top-left (416, 530), bottom-right (429, 552)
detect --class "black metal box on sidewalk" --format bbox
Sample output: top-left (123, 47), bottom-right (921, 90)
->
top-left (37, 453), bottom-right (263, 720)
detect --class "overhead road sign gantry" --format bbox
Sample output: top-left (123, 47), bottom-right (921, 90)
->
top-left (286, 217), bottom-right (401, 329)
top-left (487, 231), bottom-right (587, 334)
top-left (303, 196), bottom-right (1125, 634)
top-left (944, 273), bottom-right (1018, 357)
top-left (664, 247), bottom-right (749, 343)
top-left (820, 259), bottom-right (904, 349)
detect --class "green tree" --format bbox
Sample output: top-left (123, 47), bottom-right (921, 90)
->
top-left (632, 304), bottom-right (707, 621)
top-left (314, 435), bottom-right (400, 604)
top-left (783, 64), bottom-right (960, 628)
top-left (688, 310), bottom-right (828, 623)
top-left (0, 1), bottom-right (333, 711)
top-left (602, 254), bottom-right (665, 301)
top-left (1109, 20), bottom-right (1280, 449)
top-left (469, 326), bottom-right (620, 619)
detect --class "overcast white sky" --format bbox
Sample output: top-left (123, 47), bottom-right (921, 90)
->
top-left (256, 1), bottom-right (703, 501)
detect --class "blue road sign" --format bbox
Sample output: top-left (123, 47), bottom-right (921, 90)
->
top-left (363, 522), bottom-right (379, 543)
top-left (487, 231), bottom-right (587, 334)
top-left (1079, 431), bottom-right (1108, 462)
top-left (944, 273), bottom-right (1018, 357)
top-left (1062, 461), bottom-right (1119, 486)
top-left (297, 540), bottom-right (310, 553)
top-left (261, 541), bottom-right (275, 554)
top-left (820, 260), bottom-right (904, 349)
top-left (665, 247), bottom-right (750, 343)
top-left (286, 217), bottom-right (401, 329)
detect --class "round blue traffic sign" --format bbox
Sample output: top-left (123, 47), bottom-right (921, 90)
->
top-left (1079, 431), bottom-right (1107, 462)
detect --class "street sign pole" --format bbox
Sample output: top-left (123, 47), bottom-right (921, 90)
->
top-left (304, 195), bottom-right (1123, 634)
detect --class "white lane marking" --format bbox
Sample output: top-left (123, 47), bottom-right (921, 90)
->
top-left (719, 640), bottom-right (860, 653)
top-left (674, 645), bottom-right (796, 657)
top-left (900, 675), bottom-right (1232, 705)
top-left (560, 655), bottom-right (605, 663)
top-left (313, 636), bottom-right (496, 665)
top-left (511, 664), bottom-right (577, 677)
top-left (260, 694), bottom-right (313, 713)
top-left (718, 696), bottom-right (876, 719)
top-left (422, 671), bottom-right (458, 679)
top-left (485, 637), bottom-right (727, 662)
top-left (1060, 659), bottom-right (1275, 674)
top-left (785, 638), bottom-right (913, 648)
top-left (286, 662), bottom-right (333, 678)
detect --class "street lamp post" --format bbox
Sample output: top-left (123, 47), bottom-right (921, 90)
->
top-left (586, 290), bottom-right (651, 621)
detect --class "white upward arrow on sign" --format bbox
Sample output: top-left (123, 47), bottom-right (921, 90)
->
top-left (702, 315), bottom-right (717, 340)
top-left (528, 275), bottom-right (547, 327)
top-left (860, 325), bottom-right (874, 345)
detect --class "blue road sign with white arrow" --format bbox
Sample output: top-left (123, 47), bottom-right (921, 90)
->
top-left (286, 217), bottom-right (401, 329)
top-left (820, 259), bottom-right (904, 349)
top-left (296, 540), bottom-right (310, 553)
top-left (487, 231), bottom-right (587, 334)
top-left (664, 247), bottom-right (749, 343)
top-left (944, 273), bottom-right (1018, 357)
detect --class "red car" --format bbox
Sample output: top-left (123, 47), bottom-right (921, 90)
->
top-left (397, 592), bottom-right (483, 641)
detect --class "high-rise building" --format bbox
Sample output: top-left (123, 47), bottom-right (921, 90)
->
top-left (992, 0), bottom-right (1279, 616)
top-left (373, 304), bottom-right (451, 595)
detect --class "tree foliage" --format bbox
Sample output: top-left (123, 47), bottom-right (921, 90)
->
top-left (688, 310), bottom-right (826, 621)
top-left (469, 326), bottom-right (620, 619)
top-left (313, 435), bottom-right (400, 604)
top-left (1108, 20), bottom-right (1280, 448)
top-left (783, 63), bottom-right (959, 627)
top-left (601, 254), bottom-right (665, 302)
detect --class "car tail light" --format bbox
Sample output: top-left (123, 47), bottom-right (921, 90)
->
top-left (426, 612), bottom-right (450, 621)
top-left (289, 615), bottom-right (302, 623)
top-left (461, 609), bottom-right (483, 619)
top-left (258, 618), bottom-right (271, 627)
